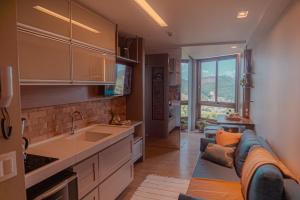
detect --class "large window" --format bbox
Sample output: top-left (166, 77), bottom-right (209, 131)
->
top-left (198, 56), bottom-right (238, 120)
top-left (181, 61), bottom-right (189, 129)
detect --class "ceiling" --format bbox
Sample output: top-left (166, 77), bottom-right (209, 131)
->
top-left (182, 44), bottom-right (245, 59)
top-left (78, 0), bottom-right (291, 54)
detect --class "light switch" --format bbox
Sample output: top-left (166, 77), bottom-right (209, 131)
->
top-left (0, 151), bottom-right (17, 183)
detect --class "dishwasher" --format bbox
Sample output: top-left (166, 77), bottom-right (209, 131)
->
top-left (26, 170), bottom-right (78, 200)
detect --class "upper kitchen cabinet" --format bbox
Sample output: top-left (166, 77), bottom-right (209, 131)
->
top-left (17, 0), bottom-right (71, 38)
top-left (72, 45), bottom-right (105, 83)
top-left (71, 2), bottom-right (116, 53)
top-left (18, 31), bottom-right (71, 83)
top-left (104, 54), bottom-right (116, 83)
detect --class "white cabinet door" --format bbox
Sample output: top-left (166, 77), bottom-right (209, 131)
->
top-left (81, 187), bottom-right (99, 200)
top-left (17, 0), bottom-right (70, 37)
top-left (72, 45), bottom-right (105, 83)
top-left (73, 154), bottom-right (99, 199)
top-left (71, 2), bottom-right (116, 53)
top-left (18, 31), bottom-right (71, 83)
top-left (99, 161), bottom-right (133, 200)
top-left (133, 139), bottom-right (143, 162)
top-left (104, 54), bottom-right (116, 83)
top-left (99, 135), bottom-right (133, 181)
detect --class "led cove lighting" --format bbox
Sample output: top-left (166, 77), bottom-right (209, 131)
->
top-left (237, 11), bottom-right (248, 19)
top-left (33, 6), bottom-right (100, 33)
top-left (231, 46), bottom-right (237, 49)
top-left (134, 0), bottom-right (168, 27)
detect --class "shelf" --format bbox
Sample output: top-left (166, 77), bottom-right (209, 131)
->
top-left (117, 56), bottom-right (138, 64)
top-left (130, 120), bottom-right (143, 127)
top-left (134, 136), bottom-right (143, 143)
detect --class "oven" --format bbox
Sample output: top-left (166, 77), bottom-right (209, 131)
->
top-left (26, 170), bottom-right (78, 200)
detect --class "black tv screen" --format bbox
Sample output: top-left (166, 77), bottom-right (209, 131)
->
top-left (105, 64), bottom-right (132, 96)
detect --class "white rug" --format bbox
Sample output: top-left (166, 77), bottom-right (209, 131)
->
top-left (131, 175), bottom-right (190, 200)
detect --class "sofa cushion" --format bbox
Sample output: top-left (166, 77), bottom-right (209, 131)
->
top-left (284, 179), bottom-right (300, 200)
top-left (192, 155), bottom-right (239, 182)
top-left (200, 137), bottom-right (216, 152)
top-left (235, 131), bottom-right (260, 177)
top-left (216, 130), bottom-right (242, 147)
top-left (248, 164), bottom-right (284, 200)
top-left (202, 143), bottom-right (235, 168)
top-left (178, 193), bottom-right (204, 200)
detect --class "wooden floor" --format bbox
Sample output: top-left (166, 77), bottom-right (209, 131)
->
top-left (118, 132), bottom-right (203, 200)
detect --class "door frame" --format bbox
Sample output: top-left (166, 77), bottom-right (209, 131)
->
top-left (196, 54), bottom-right (240, 120)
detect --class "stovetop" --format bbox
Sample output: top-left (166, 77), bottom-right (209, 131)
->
top-left (24, 154), bottom-right (58, 174)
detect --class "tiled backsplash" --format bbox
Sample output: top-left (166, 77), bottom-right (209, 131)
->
top-left (21, 97), bottom-right (126, 144)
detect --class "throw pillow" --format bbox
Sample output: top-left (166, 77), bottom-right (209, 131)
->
top-left (216, 129), bottom-right (242, 147)
top-left (202, 143), bottom-right (235, 168)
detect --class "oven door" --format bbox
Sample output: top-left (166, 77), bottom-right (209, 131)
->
top-left (27, 171), bottom-right (78, 200)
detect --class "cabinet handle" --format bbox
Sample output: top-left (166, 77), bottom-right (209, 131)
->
top-left (92, 162), bottom-right (96, 181)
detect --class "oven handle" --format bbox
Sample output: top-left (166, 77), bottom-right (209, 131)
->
top-left (34, 175), bottom-right (77, 200)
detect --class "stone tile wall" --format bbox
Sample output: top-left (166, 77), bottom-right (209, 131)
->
top-left (21, 97), bottom-right (126, 144)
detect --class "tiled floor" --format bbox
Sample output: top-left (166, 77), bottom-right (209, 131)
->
top-left (118, 132), bottom-right (203, 200)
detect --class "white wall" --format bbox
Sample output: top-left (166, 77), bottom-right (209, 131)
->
top-left (250, 1), bottom-right (300, 181)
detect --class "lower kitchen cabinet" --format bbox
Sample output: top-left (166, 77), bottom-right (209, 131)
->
top-left (73, 154), bottom-right (99, 199)
top-left (82, 187), bottom-right (99, 200)
top-left (99, 135), bottom-right (132, 181)
top-left (99, 161), bottom-right (133, 200)
top-left (73, 135), bottom-right (133, 200)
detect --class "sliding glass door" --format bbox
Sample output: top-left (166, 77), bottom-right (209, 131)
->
top-left (198, 55), bottom-right (238, 120)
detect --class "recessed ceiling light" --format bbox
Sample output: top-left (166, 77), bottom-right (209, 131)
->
top-left (134, 0), bottom-right (168, 27)
top-left (33, 5), bottom-right (100, 33)
top-left (231, 46), bottom-right (238, 49)
top-left (237, 11), bottom-right (248, 19)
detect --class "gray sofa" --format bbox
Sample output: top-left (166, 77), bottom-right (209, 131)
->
top-left (179, 130), bottom-right (300, 200)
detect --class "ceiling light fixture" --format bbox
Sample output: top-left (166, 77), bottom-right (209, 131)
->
top-left (237, 11), bottom-right (248, 19)
top-left (134, 0), bottom-right (168, 27)
top-left (231, 46), bottom-right (237, 49)
top-left (33, 6), bottom-right (100, 33)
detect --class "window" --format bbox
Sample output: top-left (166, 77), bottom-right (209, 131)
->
top-left (198, 55), bottom-right (238, 120)
top-left (181, 61), bottom-right (189, 129)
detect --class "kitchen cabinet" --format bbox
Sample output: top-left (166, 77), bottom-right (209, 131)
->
top-left (99, 161), bottom-right (133, 200)
top-left (72, 45), bottom-right (105, 83)
top-left (72, 135), bottom-right (133, 199)
top-left (82, 187), bottom-right (99, 200)
top-left (17, 0), bottom-right (70, 38)
top-left (99, 135), bottom-right (132, 181)
top-left (73, 154), bottom-right (99, 199)
top-left (133, 138), bottom-right (143, 162)
top-left (71, 2), bottom-right (116, 53)
top-left (18, 31), bottom-right (71, 83)
top-left (104, 54), bottom-right (116, 83)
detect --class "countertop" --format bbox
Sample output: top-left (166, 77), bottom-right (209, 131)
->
top-left (25, 124), bottom-right (134, 189)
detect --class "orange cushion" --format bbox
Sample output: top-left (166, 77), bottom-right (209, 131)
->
top-left (216, 130), bottom-right (242, 147)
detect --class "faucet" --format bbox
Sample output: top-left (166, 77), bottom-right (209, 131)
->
top-left (71, 111), bottom-right (84, 135)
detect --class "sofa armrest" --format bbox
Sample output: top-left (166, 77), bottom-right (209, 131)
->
top-left (178, 193), bottom-right (204, 200)
top-left (284, 179), bottom-right (300, 200)
top-left (200, 137), bottom-right (216, 152)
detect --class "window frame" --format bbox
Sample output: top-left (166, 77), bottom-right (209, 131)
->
top-left (197, 55), bottom-right (239, 120)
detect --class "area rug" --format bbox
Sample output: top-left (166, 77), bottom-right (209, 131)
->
top-left (131, 174), bottom-right (190, 200)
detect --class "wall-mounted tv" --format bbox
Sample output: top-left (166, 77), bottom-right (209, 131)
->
top-left (105, 64), bottom-right (132, 96)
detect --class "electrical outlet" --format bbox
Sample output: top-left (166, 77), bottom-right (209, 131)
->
top-left (0, 151), bottom-right (17, 183)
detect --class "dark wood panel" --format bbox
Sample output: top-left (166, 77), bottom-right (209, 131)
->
top-left (21, 85), bottom-right (101, 109)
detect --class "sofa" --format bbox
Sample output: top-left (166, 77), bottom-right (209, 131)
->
top-left (179, 130), bottom-right (300, 200)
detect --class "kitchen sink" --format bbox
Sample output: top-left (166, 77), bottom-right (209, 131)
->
top-left (67, 131), bottom-right (111, 142)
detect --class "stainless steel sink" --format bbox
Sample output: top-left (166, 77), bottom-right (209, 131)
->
top-left (67, 131), bottom-right (111, 142)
